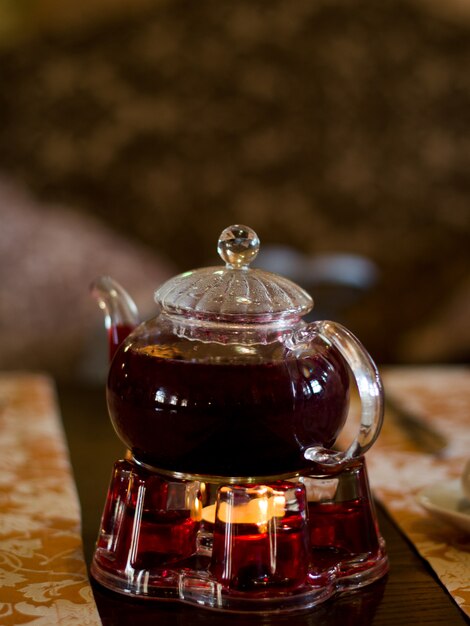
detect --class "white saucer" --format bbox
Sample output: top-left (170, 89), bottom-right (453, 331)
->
top-left (416, 480), bottom-right (470, 534)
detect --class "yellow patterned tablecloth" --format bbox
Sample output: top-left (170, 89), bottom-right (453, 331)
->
top-left (1, 369), bottom-right (468, 622)
top-left (367, 367), bottom-right (470, 618)
top-left (0, 373), bottom-right (101, 625)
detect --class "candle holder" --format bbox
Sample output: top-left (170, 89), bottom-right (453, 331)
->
top-left (91, 456), bottom-right (387, 611)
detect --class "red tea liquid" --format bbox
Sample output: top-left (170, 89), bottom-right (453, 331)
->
top-left (95, 460), bottom-right (199, 574)
top-left (107, 339), bottom-right (350, 476)
top-left (210, 513), bottom-right (309, 591)
top-left (308, 498), bottom-right (380, 570)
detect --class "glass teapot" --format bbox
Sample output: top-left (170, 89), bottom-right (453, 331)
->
top-left (91, 225), bottom-right (383, 479)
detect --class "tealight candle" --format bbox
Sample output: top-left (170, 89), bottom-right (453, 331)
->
top-left (202, 488), bottom-right (286, 526)
top-left (209, 483), bottom-right (309, 590)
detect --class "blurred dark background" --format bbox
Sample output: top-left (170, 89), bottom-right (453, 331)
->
top-left (0, 0), bottom-right (469, 380)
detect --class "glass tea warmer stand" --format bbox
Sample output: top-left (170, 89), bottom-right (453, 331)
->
top-left (90, 225), bottom-right (388, 613)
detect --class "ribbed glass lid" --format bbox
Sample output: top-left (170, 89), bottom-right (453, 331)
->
top-left (155, 225), bottom-right (313, 322)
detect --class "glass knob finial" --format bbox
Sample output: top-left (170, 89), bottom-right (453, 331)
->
top-left (217, 225), bottom-right (260, 269)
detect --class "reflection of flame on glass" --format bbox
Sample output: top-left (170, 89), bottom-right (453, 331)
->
top-left (190, 494), bottom-right (203, 521)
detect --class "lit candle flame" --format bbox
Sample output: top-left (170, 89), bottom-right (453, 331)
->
top-left (202, 492), bottom-right (286, 525)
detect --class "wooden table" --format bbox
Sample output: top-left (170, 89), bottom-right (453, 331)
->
top-left (57, 383), bottom-right (468, 626)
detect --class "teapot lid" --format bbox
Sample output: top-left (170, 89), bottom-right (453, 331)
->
top-left (155, 225), bottom-right (313, 322)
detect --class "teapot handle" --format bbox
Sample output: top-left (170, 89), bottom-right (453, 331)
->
top-left (301, 320), bottom-right (384, 470)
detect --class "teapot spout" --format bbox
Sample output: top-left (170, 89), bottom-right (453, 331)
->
top-left (90, 276), bottom-right (140, 361)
